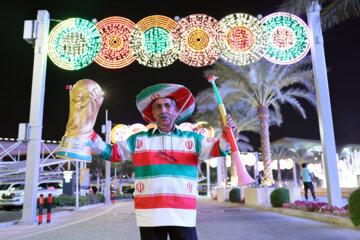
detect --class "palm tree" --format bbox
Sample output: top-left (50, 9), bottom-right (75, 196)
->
top-left (194, 83), bottom-right (280, 187)
top-left (279, 0), bottom-right (360, 31)
top-left (271, 145), bottom-right (293, 186)
top-left (288, 147), bottom-right (312, 186)
top-left (201, 57), bottom-right (316, 185)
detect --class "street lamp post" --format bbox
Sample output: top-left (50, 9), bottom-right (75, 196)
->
top-left (307, 3), bottom-right (342, 206)
top-left (21, 10), bottom-right (50, 224)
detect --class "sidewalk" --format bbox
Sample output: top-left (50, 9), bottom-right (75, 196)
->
top-left (0, 198), bottom-right (359, 240)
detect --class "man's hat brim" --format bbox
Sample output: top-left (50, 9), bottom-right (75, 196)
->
top-left (136, 83), bottom-right (195, 124)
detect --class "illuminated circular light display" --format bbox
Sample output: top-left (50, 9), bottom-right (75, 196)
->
top-left (171, 14), bottom-right (225, 67)
top-left (130, 15), bottom-right (181, 68)
top-left (260, 12), bottom-right (311, 65)
top-left (128, 123), bottom-right (148, 135)
top-left (95, 16), bottom-right (136, 69)
top-left (218, 13), bottom-right (267, 65)
top-left (193, 121), bottom-right (215, 138)
top-left (111, 124), bottom-right (130, 143)
top-left (48, 18), bottom-right (102, 70)
top-left (178, 122), bottom-right (195, 131)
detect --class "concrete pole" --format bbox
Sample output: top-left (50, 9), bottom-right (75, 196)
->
top-left (217, 158), bottom-right (222, 188)
top-left (307, 2), bottom-right (342, 206)
top-left (21, 10), bottom-right (50, 224)
top-left (75, 161), bottom-right (79, 210)
top-left (206, 160), bottom-right (210, 196)
top-left (104, 110), bottom-right (111, 204)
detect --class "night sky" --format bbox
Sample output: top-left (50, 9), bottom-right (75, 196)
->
top-left (2, 0), bottom-right (360, 150)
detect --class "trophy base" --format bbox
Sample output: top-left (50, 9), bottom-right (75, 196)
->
top-left (56, 151), bottom-right (92, 162)
top-left (56, 137), bottom-right (93, 162)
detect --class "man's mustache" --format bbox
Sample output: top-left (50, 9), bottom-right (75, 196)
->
top-left (159, 113), bottom-right (170, 119)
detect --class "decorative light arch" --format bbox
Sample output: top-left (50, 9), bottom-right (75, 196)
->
top-left (110, 124), bottom-right (129, 143)
top-left (260, 12), bottom-right (311, 65)
top-left (218, 13), bottom-right (267, 65)
top-left (48, 18), bottom-right (101, 70)
top-left (130, 15), bottom-right (181, 68)
top-left (95, 16), bottom-right (136, 69)
top-left (171, 14), bottom-right (225, 67)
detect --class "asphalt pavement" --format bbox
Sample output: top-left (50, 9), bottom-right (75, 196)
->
top-left (0, 198), bottom-right (359, 240)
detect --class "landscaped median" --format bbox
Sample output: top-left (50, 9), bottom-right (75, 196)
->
top-left (199, 198), bottom-right (357, 229)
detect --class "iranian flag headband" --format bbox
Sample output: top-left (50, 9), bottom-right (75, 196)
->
top-left (136, 83), bottom-right (195, 125)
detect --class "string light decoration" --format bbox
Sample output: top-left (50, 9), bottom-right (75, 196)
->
top-left (193, 121), bottom-right (215, 138)
top-left (128, 123), bottom-right (148, 135)
top-left (95, 16), bottom-right (136, 69)
top-left (218, 13), bottom-right (267, 65)
top-left (171, 14), bottom-right (225, 67)
top-left (130, 15), bottom-right (181, 68)
top-left (260, 12), bottom-right (311, 65)
top-left (111, 124), bottom-right (130, 143)
top-left (48, 18), bottom-right (102, 70)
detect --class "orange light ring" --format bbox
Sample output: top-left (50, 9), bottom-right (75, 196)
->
top-left (95, 16), bottom-right (136, 69)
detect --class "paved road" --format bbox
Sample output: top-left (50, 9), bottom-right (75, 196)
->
top-left (4, 199), bottom-right (358, 240)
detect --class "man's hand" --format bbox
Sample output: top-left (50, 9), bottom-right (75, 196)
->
top-left (220, 114), bottom-right (236, 133)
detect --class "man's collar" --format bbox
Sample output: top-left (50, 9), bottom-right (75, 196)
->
top-left (152, 125), bottom-right (181, 135)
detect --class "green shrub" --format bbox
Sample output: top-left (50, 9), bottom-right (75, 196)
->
top-left (348, 188), bottom-right (360, 227)
top-left (229, 188), bottom-right (241, 203)
top-left (115, 194), bottom-right (133, 200)
top-left (37, 194), bottom-right (105, 208)
top-left (270, 188), bottom-right (290, 207)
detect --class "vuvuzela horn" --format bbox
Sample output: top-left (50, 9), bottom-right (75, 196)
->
top-left (208, 75), bottom-right (254, 186)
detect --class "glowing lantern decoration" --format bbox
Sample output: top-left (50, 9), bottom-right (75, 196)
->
top-left (95, 16), bottom-right (136, 69)
top-left (218, 13), bottom-right (267, 65)
top-left (130, 15), bottom-right (181, 68)
top-left (111, 124), bottom-right (129, 143)
top-left (208, 158), bottom-right (218, 168)
top-left (146, 123), bottom-right (156, 129)
top-left (178, 122), bottom-right (194, 131)
top-left (171, 14), bottom-right (225, 67)
top-left (240, 153), bottom-right (256, 166)
top-left (260, 12), bottom-right (311, 65)
top-left (128, 123), bottom-right (148, 136)
top-left (48, 18), bottom-right (102, 70)
top-left (193, 121), bottom-right (215, 138)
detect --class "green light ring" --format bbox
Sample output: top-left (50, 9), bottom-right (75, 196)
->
top-left (48, 18), bottom-right (102, 70)
top-left (260, 12), bottom-right (311, 65)
top-left (130, 16), bottom-right (181, 68)
top-left (218, 13), bottom-right (267, 66)
top-left (171, 14), bottom-right (225, 67)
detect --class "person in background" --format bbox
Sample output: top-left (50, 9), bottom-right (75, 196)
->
top-left (300, 163), bottom-right (318, 201)
top-left (91, 83), bottom-right (236, 240)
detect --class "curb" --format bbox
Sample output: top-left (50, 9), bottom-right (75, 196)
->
top-left (0, 202), bottom-right (106, 228)
top-left (198, 199), bottom-right (359, 230)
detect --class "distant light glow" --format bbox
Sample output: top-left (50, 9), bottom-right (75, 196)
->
top-left (111, 124), bottom-right (129, 143)
top-left (48, 18), bottom-right (101, 70)
top-left (260, 12), bottom-right (311, 65)
top-left (171, 14), bottom-right (225, 67)
top-left (218, 13), bottom-right (267, 66)
top-left (193, 121), bottom-right (215, 138)
top-left (95, 16), bottom-right (136, 69)
top-left (128, 123), bottom-right (148, 135)
top-left (130, 15), bottom-right (180, 68)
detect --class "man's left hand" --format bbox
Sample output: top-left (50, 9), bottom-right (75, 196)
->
top-left (221, 114), bottom-right (236, 133)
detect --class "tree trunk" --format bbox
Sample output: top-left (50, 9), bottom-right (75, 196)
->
top-left (277, 160), bottom-right (282, 187)
top-left (230, 158), bottom-right (238, 186)
top-left (257, 105), bottom-right (274, 185)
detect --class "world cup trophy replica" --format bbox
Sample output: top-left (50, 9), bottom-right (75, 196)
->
top-left (56, 79), bottom-right (104, 162)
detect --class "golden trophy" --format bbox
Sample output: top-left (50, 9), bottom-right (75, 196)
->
top-left (56, 79), bottom-right (103, 162)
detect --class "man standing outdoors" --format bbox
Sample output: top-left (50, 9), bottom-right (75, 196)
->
top-left (91, 83), bottom-right (236, 240)
top-left (300, 163), bottom-right (318, 201)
